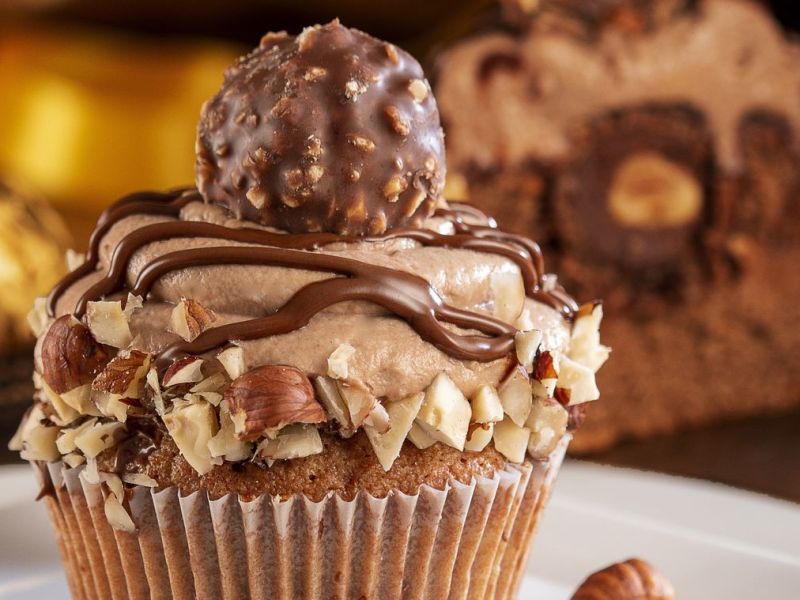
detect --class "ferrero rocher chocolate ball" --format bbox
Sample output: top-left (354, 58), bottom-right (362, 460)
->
top-left (195, 20), bottom-right (446, 235)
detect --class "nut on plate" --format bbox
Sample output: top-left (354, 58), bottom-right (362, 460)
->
top-left (225, 364), bottom-right (326, 441)
top-left (571, 558), bottom-right (675, 600)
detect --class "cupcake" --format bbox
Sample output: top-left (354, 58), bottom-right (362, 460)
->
top-left (10, 21), bottom-right (608, 599)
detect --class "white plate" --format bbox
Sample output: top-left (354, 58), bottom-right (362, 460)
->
top-left (0, 461), bottom-right (798, 599)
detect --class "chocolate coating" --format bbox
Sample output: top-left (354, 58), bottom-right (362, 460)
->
top-left (196, 21), bottom-right (446, 235)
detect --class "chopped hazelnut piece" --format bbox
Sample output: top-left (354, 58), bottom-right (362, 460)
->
top-left (74, 421), bottom-right (125, 459)
top-left (162, 357), bottom-right (205, 387)
top-left (569, 303), bottom-right (610, 372)
top-left (344, 79), bottom-right (368, 100)
top-left (145, 369), bottom-right (165, 415)
top-left (191, 373), bottom-right (227, 394)
top-left (407, 422), bottom-right (437, 450)
top-left (208, 399), bottom-right (252, 462)
top-left (532, 350), bottom-right (560, 399)
top-left (383, 175), bottom-right (408, 201)
top-left (123, 293), bottom-right (143, 319)
top-left (363, 402), bottom-right (391, 435)
top-left (65, 249), bottom-right (85, 272)
top-left (415, 373), bottom-right (471, 450)
top-left (471, 385), bottom-right (504, 425)
top-left (63, 453), bottom-right (86, 468)
top-left (526, 399), bottom-right (568, 459)
top-left (515, 329), bottom-right (543, 372)
top-left (27, 297), bottom-right (49, 337)
top-left (92, 350), bottom-right (150, 398)
top-left (226, 365), bottom-right (325, 441)
top-left (364, 393), bottom-right (424, 471)
top-left (41, 382), bottom-right (80, 425)
top-left (40, 315), bottom-right (110, 394)
top-left (17, 407), bottom-right (60, 462)
top-left (61, 385), bottom-right (102, 416)
top-left (217, 346), bottom-right (246, 380)
top-left (327, 343), bottom-right (356, 380)
top-left (493, 417), bottom-right (530, 463)
top-left (304, 66), bottom-right (328, 82)
top-left (56, 418), bottom-right (97, 454)
top-left (347, 134), bottom-right (375, 153)
top-left (313, 376), bottom-right (353, 432)
top-left (86, 301), bottom-right (132, 348)
top-left (384, 43), bottom-right (399, 64)
top-left (336, 382), bottom-right (376, 429)
top-left (168, 299), bottom-right (217, 342)
top-left (491, 271), bottom-right (525, 323)
top-left (93, 391), bottom-right (130, 423)
top-left (122, 473), bottom-right (158, 487)
top-left (384, 105), bottom-right (410, 135)
top-left (163, 402), bottom-right (219, 475)
top-left (256, 424), bottom-right (323, 460)
top-left (104, 494), bottom-right (135, 533)
top-left (556, 357), bottom-right (600, 405)
top-left (498, 365), bottom-right (533, 426)
top-left (464, 422), bottom-right (494, 452)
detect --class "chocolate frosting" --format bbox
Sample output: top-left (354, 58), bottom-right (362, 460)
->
top-left (48, 190), bottom-right (575, 374)
top-left (196, 20), bottom-right (446, 235)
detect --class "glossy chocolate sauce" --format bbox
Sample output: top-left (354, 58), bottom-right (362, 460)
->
top-left (47, 191), bottom-right (576, 369)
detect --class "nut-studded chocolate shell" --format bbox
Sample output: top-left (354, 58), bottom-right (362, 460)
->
top-left (196, 20), bottom-right (445, 235)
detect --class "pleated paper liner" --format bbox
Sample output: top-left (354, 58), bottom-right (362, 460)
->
top-left (35, 435), bottom-right (569, 600)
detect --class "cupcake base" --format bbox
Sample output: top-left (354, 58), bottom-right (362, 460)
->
top-left (35, 436), bottom-right (568, 600)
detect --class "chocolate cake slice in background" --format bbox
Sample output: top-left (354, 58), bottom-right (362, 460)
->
top-left (435, 0), bottom-right (800, 452)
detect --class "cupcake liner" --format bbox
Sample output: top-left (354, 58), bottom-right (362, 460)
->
top-left (35, 436), bottom-right (569, 600)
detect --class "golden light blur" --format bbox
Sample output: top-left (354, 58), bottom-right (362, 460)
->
top-left (0, 23), bottom-right (241, 351)
top-left (0, 24), bottom-right (241, 218)
top-left (0, 179), bottom-right (70, 351)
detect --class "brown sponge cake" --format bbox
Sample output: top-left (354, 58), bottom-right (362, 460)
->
top-left (435, 0), bottom-right (800, 452)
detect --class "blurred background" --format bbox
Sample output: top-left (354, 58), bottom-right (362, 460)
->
top-left (0, 0), bottom-right (798, 502)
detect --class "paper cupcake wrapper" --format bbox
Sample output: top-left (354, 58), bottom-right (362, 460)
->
top-left (35, 436), bottom-right (568, 600)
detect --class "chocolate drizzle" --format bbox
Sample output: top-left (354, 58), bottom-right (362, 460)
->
top-left (47, 190), bottom-right (576, 368)
top-left (46, 188), bottom-right (197, 317)
top-left (152, 247), bottom-right (517, 366)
